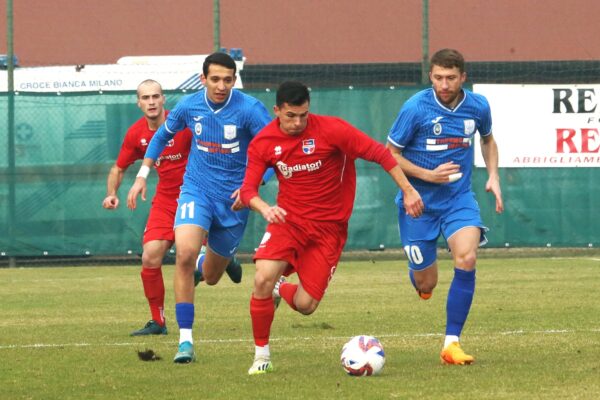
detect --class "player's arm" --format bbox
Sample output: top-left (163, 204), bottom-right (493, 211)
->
top-left (385, 142), bottom-right (460, 184)
top-left (247, 195), bottom-right (288, 224)
top-left (480, 133), bottom-right (504, 213)
top-left (239, 144), bottom-right (287, 223)
top-left (102, 164), bottom-right (126, 209)
top-left (357, 134), bottom-right (424, 217)
top-left (231, 167), bottom-right (276, 210)
top-left (127, 125), bottom-right (170, 210)
top-left (337, 123), bottom-right (423, 217)
top-left (230, 101), bottom-right (274, 210)
top-left (386, 164), bottom-right (424, 218)
top-left (127, 114), bottom-right (179, 209)
top-left (126, 157), bottom-right (155, 210)
top-left (249, 107), bottom-right (276, 185)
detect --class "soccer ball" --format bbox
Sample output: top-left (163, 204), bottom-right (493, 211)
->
top-left (340, 335), bottom-right (385, 376)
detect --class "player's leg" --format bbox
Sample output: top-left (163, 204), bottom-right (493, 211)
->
top-left (131, 201), bottom-right (175, 336)
top-left (198, 247), bottom-right (233, 285)
top-left (440, 193), bottom-right (487, 365)
top-left (440, 226), bottom-right (480, 365)
top-left (249, 258), bottom-right (288, 375)
top-left (409, 262), bottom-right (439, 299)
top-left (198, 200), bottom-right (249, 285)
top-left (398, 209), bottom-right (441, 299)
top-left (194, 236), bottom-right (243, 285)
top-left (248, 221), bottom-right (300, 375)
top-left (172, 225), bottom-right (205, 363)
top-left (172, 190), bottom-right (210, 363)
top-left (282, 221), bottom-right (345, 315)
top-left (193, 240), bottom-right (207, 286)
top-left (131, 239), bottom-right (173, 336)
top-left (282, 282), bottom-right (320, 315)
top-left (195, 246), bottom-right (243, 285)
top-left (224, 256), bottom-right (243, 283)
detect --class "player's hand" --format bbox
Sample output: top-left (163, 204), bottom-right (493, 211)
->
top-left (429, 161), bottom-right (461, 184)
top-left (102, 195), bottom-right (119, 209)
top-left (127, 177), bottom-right (147, 210)
top-left (261, 205), bottom-right (287, 224)
top-left (230, 189), bottom-right (246, 211)
top-left (403, 187), bottom-right (424, 218)
top-left (485, 175), bottom-right (504, 213)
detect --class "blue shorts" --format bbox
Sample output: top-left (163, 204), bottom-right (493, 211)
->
top-left (397, 191), bottom-right (488, 271)
top-left (174, 189), bottom-right (250, 258)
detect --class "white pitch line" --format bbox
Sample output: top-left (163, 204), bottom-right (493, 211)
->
top-left (0, 328), bottom-right (598, 350)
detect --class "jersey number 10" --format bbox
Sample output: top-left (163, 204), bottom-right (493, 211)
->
top-left (403, 245), bottom-right (424, 265)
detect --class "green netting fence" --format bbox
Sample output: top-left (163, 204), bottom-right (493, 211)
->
top-left (1, 87), bottom-right (599, 258)
top-left (242, 60), bottom-right (600, 89)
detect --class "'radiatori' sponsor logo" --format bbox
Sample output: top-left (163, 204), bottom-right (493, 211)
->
top-left (155, 152), bottom-right (183, 167)
top-left (276, 160), bottom-right (322, 179)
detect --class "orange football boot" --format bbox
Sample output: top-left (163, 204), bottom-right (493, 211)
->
top-left (440, 342), bottom-right (475, 365)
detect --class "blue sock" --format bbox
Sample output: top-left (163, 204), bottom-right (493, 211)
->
top-left (446, 268), bottom-right (476, 336)
top-left (196, 254), bottom-right (205, 275)
top-left (175, 302), bottom-right (195, 329)
top-left (408, 269), bottom-right (417, 290)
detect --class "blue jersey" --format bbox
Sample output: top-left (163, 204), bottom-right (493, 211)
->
top-left (388, 88), bottom-right (492, 211)
top-left (146, 88), bottom-right (271, 201)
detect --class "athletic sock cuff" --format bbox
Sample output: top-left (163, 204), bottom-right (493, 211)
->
top-left (454, 268), bottom-right (476, 281)
top-left (175, 302), bottom-right (195, 329)
top-left (250, 296), bottom-right (274, 315)
top-left (141, 266), bottom-right (162, 276)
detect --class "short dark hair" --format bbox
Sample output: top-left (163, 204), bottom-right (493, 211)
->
top-left (430, 48), bottom-right (465, 73)
top-left (276, 81), bottom-right (310, 107)
top-left (203, 52), bottom-right (237, 77)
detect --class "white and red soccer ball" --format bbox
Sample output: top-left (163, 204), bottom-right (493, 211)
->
top-left (340, 335), bottom-right (385, 376)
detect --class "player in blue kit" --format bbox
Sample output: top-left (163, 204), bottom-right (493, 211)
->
top-left (386, 48), bottom-right (504, 365)
top-left (127, 52), bottom-right (272, 363)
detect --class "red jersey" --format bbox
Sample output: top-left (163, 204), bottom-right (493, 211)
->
top-left (116, 113), bottom-right (192, 197)
top-left (240, 114), bottom-right (397, 223)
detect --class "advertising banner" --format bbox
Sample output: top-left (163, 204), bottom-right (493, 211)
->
top-left (0, 55), bottom-right (244, 93)
top-left (474, 84), bottom-right (600, 167)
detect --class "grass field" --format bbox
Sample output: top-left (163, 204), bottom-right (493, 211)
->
top-left (1, 256), bottom-right (599, 399)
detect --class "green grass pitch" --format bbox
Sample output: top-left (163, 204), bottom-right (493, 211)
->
top-left (1, 256), bottom-right (599, 399)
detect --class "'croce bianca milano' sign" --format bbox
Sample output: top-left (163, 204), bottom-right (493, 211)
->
top-left (0, 55), bottom-right (244, 93)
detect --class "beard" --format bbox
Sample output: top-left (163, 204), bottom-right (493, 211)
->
top-left (435, 88), bottom-right (462, 107)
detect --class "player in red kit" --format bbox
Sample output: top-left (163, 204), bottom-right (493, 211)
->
top-left (238, 81), bottom-right (424, 375)
top-left (103, 79), bottom-right (241, 336)
top-left (103, 79), bottom-right (192, 335)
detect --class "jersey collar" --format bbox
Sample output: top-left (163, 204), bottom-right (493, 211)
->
top-left (432, 89), bottom-right (467, 112)
top-left (204, 89), bottom-right (234, 114)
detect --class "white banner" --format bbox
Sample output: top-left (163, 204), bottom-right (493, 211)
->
top-left (473, 84), bottom-right (600, 167)
top-left (0, 55), bottom-right (244, 93)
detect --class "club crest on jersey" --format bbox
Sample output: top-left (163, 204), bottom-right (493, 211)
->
top-left (464, 119), bottom-right (475, 136)
top-left (141, 138), bottom-right (148, 146)
top-left (302, 139), bottom-right (315, 154)
top-left (224, 125), bottom-right (237, 140)
top-left (433, 123), bottom-right (443, 135)
top-left (166, 139), bottom-right (175, 147)
top-left (194, 122), bottom-right (202, 136)
top-left (274, 145), bottom-right (282, 156)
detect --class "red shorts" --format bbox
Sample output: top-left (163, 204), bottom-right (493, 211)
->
top-left (142, 195), bottom-right (178, 244)
top-left (254, 218), bottom-right (348, 301)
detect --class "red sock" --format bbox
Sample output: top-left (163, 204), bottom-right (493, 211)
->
top-left (250, 296), bottom-right (275, 346)
top-left (279, 282), bottom-right (298, 311)
top-left (141, 267), bottom-right (165, 325)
